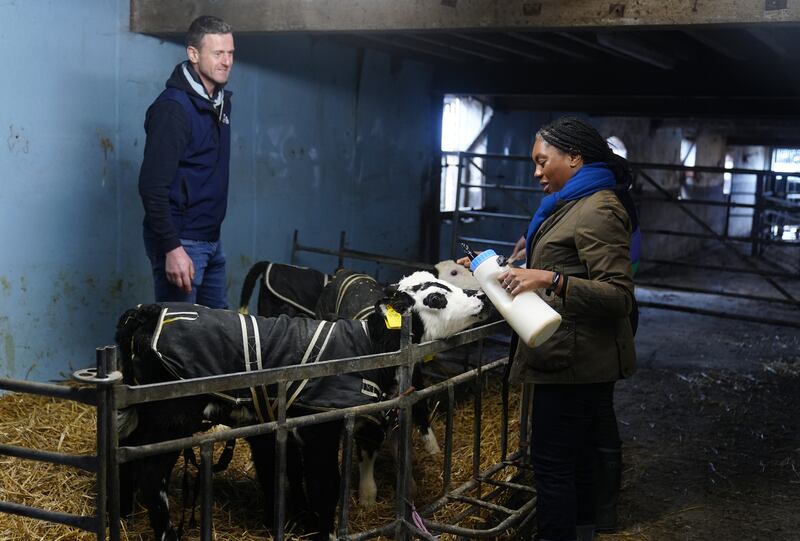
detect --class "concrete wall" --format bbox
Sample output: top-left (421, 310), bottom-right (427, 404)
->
top-left (0, 2), bottom-right (435, 381)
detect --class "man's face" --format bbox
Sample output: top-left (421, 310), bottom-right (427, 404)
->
top-left (188, 32), bottom-right (234, 96)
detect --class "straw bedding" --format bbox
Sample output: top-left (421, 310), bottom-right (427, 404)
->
top-left (0, 374), bottom-right (522, 540)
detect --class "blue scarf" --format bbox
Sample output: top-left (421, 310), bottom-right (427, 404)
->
top-left (525, 162), bottom-right (616, 259)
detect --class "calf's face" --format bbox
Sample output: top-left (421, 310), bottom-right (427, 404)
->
top-left (390, 271), bottom-right (491, 342)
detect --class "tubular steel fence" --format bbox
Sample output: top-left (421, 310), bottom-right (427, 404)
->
top-left (0, 315), bottom-right (535, 540)
top-left (442, 150), bottom-right (800, 327)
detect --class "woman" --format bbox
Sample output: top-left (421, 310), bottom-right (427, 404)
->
top-left (467, 117), bottom-right (637, 541)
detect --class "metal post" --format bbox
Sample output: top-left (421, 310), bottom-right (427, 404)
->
top-left (290, 229), bottom-right (299, 265)
top-left (200, 442), bottom-right (213, 541)
top-left (337, 414), bottom-right (356, 538)
top-left (394, 313), bottom-right (413, 541)
top-left (275, 380), bottom-right (288, 541)
top-left (106, 347), bottom-right (121, 541)
top-left (338, 230), bottom-right (346, 270)
top-left (95, 347), bottom-right (110, 540)
top-left (752, 172), bottom-right (765, 257)
top-left (472, 353), bottom-right (483, 500)
top-left (450, 152), bottom-right (465, 259)
top-left (443, 383), bottom-right (455, 493)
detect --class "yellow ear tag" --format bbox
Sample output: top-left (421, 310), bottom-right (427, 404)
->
top-left (385, 306), bottom-right (402, 329)
top-left (423, 354), bottom-right (436, 363)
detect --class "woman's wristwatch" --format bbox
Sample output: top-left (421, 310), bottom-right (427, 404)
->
top-left (546, 271), bottom-right (561, 296)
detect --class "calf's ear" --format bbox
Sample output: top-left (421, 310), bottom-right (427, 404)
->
top-left (387, 290), bottom-right (415, 313)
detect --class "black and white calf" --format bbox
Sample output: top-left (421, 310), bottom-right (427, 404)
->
top-left (115, 272), bottom-right (491, 541)
top-left (238, 259), bottom-right (481, 318)
top-left (315, 269), bottom-right (484, 506)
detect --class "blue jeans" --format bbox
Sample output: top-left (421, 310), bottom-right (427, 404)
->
top-left (144, 237), bottom-right (228, 309)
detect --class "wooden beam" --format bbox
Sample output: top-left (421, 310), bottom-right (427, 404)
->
top-left (130, 0), bottom-right (800, 35)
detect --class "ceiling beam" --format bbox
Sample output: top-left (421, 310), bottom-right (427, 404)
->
top-left (595, 33), bottom-right (677, 69)
top-left (488, 94), bottom-right (800, 117)
top-left (453, 32), bottom-right (550, 62)
top-left (505, 32), bottom-right (595, 61)
top-left (130, 0), bottom-right (800, 34)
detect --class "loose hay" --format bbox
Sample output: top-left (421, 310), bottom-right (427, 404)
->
top-left (0, 375), bottom-right (525, 540)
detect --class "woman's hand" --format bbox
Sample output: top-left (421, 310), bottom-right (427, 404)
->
top-left (497, 268), bottom-right (557, 296)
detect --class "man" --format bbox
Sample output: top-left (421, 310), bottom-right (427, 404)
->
top-left (138, 15), bottom-right (235, 308)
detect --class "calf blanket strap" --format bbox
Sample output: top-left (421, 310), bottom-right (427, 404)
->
top-left (145, 303), bottom-right (387, 422)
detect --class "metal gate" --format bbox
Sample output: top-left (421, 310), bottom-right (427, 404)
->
top-left (0, 315), bottom-right (536, 540)
top-left (444, 150), bottom-right (800, 327)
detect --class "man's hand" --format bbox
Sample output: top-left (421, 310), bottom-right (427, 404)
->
top-left (165, 246), bottom-right (195, 293)
top-left (508, 235), bottom-right (526, 265)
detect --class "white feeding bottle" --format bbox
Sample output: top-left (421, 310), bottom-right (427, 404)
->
top-left (468, 248), bottom-right (562, 348)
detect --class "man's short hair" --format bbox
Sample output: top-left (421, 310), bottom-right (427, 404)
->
top-left (186, 15), bottom-right (232, 49)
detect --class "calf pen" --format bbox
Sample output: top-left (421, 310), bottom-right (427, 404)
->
top-left (0, 315), bottom-right (537, 540)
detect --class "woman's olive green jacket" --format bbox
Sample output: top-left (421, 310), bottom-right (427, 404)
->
top-left (510, 189), bottom-right (636, 384)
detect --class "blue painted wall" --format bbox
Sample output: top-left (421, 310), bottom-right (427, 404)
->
top-left (0, 2), bottom-right (436, 381)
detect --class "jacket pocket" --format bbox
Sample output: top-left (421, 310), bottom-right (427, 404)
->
top-left (527, 315), bottom-right (575, 372)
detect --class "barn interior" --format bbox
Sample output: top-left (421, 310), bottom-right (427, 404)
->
top-left (1, 1), bottom-right (799, 540)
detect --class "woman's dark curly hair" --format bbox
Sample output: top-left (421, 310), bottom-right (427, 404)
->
top-left (537, 116), bottom-right (632, 188)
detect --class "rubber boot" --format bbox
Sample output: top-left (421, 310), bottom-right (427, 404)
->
top-left (595, 447), bottom-right (622, 533)
top-left (576, 524), bottom-right (596, 541)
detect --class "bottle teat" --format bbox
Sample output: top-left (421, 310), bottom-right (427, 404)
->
top-left (460, 242), bottom-right (479, 261)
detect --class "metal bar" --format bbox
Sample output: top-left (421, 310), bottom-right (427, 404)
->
top-left (442, 150), bottom-right (775, 177)
top-left (472, 360), bottom-right (483, 499)
top-left (394, 314), bottom-right (414, 541)
top-left (292, 241), bottom-right (436, 272)
top-left (450, 493), bottom-right (514, 515)
top-left (640, 258), bottom-right (799, 280)
top-left (481, 477), bottom-right (536, 493)
top-left (638, 301), bottom-right (800, 328)
top-left (338, 415), bottom-right (356, 539)
top-left (0, 444), bottom-right (97, 472)
top-left (640, 228), bottom-right (800, 247)
top-left (117, 321), bottom-right (504, 408)
top-left (500, 368), bottom-right (509, 461)
top-left (0, 500), bottom-right (97, 531)
top-left (637, 169), bottom-right (798, 302)
top-left (95, 347), bottom-right (109, 540)
top-left (107, 348), bottom-right (122, 541)
top-left (200, 442), bottom-right (213, 541)
top-left (0, 378), bottom-right (96, 405)
top-left (458, 209), bottom-right (531, 221)
top-left (338, 230), bottom-right (346, 270)
top-left (423, 490), bottom-right (537, 538)
top-left (275, 380), bottom-right (288, 541)
top-left (443, 383), bottom-right (455, 493)
top-left (636, 281), bottom-right (799, 305)
top-left (519, 383), bottom-right (532, 457)
top-left (636, 195), bottom-right (762, 210)
top-left (461, 182), bottom-right (542, 193)
top-left (457, 236), bottom-right (518, 249)
top-left (290, 229), bottom-right (299, 265)
top-left (451, 152), bottom-right (465, 259)
top-left (753, 172), bottom-right (765, 257)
